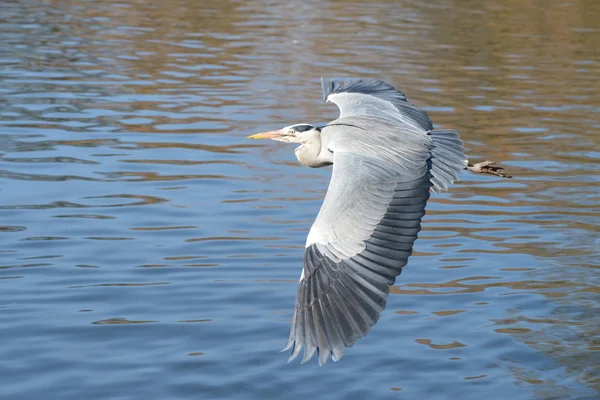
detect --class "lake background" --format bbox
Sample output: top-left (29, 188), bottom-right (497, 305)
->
top-left (0, 0), bottom-right (598, 399)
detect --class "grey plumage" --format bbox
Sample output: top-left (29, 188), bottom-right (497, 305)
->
top-left (248, 77), bottom-right (467, 365)
top-left (321, 77), bottom-right (433, 131)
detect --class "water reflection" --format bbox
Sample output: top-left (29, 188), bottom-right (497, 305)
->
top-left (0, 0), bottom-right (598, 399)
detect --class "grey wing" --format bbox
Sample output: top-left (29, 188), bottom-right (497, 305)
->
top-left (283, 118), bottom-right (466, 365)
top-left (282, 120), bottom-right (433, 365)
top-left (321, 77), bottom-right (433, 131)
top-left (283, 151), bottom-right (431, 365)
top-left (321, 77), bottom-right (467, 193)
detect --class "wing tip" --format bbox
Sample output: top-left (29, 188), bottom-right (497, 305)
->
top-left (319, 76), bottom-right (408, 102)
top-left (320, 76), bottom-right (333, 102)
top-left (300, 342), bottom-right (317, 364)
top-left (280, 339), bottom-right (294, 353)
top-left (286, 341), bottom-right (303, 363)
top-left (283, 342), bottom-right (343, 365)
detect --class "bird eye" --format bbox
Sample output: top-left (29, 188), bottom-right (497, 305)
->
top-left (288, 129), bottom-right (295, 135)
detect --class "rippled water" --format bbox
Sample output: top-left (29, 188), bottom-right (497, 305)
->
top-left (1, 1), bottom-right (599, 399)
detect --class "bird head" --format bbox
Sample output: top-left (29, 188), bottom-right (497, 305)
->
top-left (247, 123), bottom-right (319, 143)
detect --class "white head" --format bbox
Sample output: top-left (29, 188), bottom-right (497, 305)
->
top-left (247, 123), bottom-right (320, 144)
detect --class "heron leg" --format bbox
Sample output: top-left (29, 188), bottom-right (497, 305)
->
top-left (465, 160), bottom-right (512, 178)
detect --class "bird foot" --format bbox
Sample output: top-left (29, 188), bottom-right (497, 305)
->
top-left (466, 160), bottom-right (512, 178)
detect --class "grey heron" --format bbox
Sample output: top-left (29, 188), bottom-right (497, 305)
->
top-left (248, 78), bottom-right (467, 365)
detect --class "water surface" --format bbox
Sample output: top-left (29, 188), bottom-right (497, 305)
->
top-left (1, 1), bottom-right (599, 399)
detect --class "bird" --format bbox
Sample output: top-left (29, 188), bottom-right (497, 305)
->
top-left (248, 78), bottom-right (467, 365)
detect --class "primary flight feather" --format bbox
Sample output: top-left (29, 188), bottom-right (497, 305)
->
top-left (248, 77), bottom-right (467, 365)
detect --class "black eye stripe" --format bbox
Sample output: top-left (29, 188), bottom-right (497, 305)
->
top-left (291, 124), bottom-right (314, 132)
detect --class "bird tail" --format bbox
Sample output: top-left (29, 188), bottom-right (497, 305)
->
top-left (427, 129), bottom-right (467, 193)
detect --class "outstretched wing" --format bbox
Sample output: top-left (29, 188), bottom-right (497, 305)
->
top-left (282, 80), bottom-right (467, 365)
top-left (321, 77), bottom-right (433, 131)
top-left (283, 119), bottom-right (434, 365)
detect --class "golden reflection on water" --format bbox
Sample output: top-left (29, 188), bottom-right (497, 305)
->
top-left (391, 276), bottom-right (582, 296)
top-left (415, 338), bottom-right (467, 350)
top-left (0, 0), bottom-right (598, 397)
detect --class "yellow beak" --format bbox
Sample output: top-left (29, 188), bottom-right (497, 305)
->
top-left (247, 129), bottom-right (284, 140)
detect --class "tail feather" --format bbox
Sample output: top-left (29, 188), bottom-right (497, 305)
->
top-left (427, 129), bottom-right (467, 193)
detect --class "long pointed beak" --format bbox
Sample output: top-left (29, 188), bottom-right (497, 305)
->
top-left (247, 129), bottom-right (284, 140)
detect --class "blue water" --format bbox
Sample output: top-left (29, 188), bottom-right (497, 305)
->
top-left (1, 1), bottom-right (598, 399)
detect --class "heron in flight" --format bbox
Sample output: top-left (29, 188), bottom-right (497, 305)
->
top-left (248, 78), bottom-right (467, 365)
